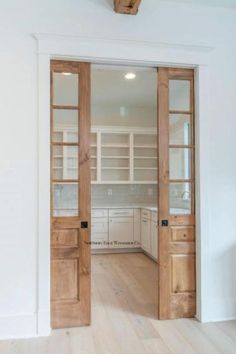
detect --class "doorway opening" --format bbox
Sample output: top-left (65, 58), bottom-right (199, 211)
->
top-left (91, 64), bottom-right (158, 319)
top-left (50, 60), bottom-right (196, 328)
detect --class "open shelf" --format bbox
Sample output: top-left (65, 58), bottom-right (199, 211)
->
top-left (54, 128), bottom-right (158, 184)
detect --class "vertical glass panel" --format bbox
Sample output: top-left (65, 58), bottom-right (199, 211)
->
top-left (52, 183), bottom-right (78, 216)
top-left (52, 145), bottom-right (78, 180)
top-left (53, 73), bottom-right (79, 106)
top-left (169, 80), bottom-right (190, 111)
top-left (169, 148), bottom-right (191, 180)
top-left (169, 114), bottom-right (191, 145)
top-left (169, 183), bottom-right (191, 214)
top-left (53, 109), bottom-right (78, 143)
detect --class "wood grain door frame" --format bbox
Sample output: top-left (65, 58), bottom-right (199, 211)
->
top-left (50, 60), bottom-right (91, 328)
top-left (158, 67), bottom-right (196, 319)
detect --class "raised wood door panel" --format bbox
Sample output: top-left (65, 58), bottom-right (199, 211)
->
top-left (50, 60), bottom-right (91, 328)
top-left (158, 68), bottom-right (196, 319)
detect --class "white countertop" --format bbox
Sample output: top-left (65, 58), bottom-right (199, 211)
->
top-left (92, 206), bottom-right (189, 214)
top-left (92, 205), bottom-right (157, 209)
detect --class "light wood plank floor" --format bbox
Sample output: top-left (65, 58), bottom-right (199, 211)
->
top-left (1, 253), bottom-right (236, 354)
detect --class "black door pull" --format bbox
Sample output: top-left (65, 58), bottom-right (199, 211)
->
top-left (161, 220), bottom-right (169, 227)
top-left (81, 221), bottom-right (88, 229)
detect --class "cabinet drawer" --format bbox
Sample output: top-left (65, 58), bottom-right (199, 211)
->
top-left (109, 217), bottom-right (133, 224)
top-left (91, 218), bottom-right (108, 233)
top-left (151, 211), bottom-right (158, 222)
top-left (92, 209), bottom-right (108, 218)
top-left (109, 209), bottom-right (133, 217)
top-left (141, 209), bottom-right (151, 220)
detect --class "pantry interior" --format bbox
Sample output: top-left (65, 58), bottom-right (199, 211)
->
top-left (90, 65), bottom-right (158, 259)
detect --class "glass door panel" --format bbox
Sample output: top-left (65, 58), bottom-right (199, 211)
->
top-left (169, 114), bottom-right (191, 145)
top-left (169, 182), bottom-right (192, 214)
top-left (169, 80), bottom-right (190, 111)
top-left (52, 183), bottom-right (79, 216)
top-left (169, 148), bottom-right (191, 180)
top-left (53, 72), bottom-right (79, 106)
top-left (51, 65), bottom-right (80, 217)
top-left (52, 109), bottom-right (78, 143)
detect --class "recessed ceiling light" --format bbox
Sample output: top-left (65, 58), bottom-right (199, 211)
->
top-left (62, 72), bottom-right (72, 76)
top-left (125, 72), bottom-right (136, 80)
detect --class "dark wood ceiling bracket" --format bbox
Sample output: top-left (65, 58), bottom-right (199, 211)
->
top-left (114, 0), bottom-right (142, 15)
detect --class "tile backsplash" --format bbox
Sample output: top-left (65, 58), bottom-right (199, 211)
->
top-left (92, 184), bottom-right (157, 207)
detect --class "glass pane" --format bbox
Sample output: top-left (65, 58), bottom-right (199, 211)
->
top-left (52, 145), bottom-right (78, 180)
top-left (52, 183), bottom-right (78, 216)
top-left (169, 80), bottom-right (190, 111)
top-left (53, 109), bottom-right (78, 143)
top-left (169, 148), bottom-right (191, 180)
top-left (53, 73), bottom-right (79, 106)
top-left (169, 114), bottom-right (191, 145)
top-left (169, 183), bottom-right (191, 214)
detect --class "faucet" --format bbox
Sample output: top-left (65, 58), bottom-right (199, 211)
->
top-left (181, 190), bottom-right (191, 200)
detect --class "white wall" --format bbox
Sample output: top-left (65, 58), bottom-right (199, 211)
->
top-left (0, 0), bottom-right (236, 338)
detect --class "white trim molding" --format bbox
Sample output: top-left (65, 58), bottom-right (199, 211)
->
top-left (35, 33), bottom-right (215, 336)
top-left (34, 33), bottom-right (214, 66)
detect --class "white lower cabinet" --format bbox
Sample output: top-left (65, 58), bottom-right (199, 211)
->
top-left (91, 207), bottom-right (157, 257)
top-left (151, 220), bottom-right (158, 260)
top-left (109, 217), bottom-right (134, 248)
top-left (141, 216), bottom-right (151, 253)
top-left (141, 209), bottom-right (158, 261)
top-left (91, 209), bottom-right (109, 249)
top-left (91, 208), bottom-right (136, 250)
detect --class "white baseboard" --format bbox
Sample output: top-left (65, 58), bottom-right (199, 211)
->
top-left (37, 309), bottom-right (51, 337)
top-left (197, 297), bottom-right (236, 323)
top-left (0, 313), bottom-right (37, 340)
top-left (0, 311), bottom-right (51, 340)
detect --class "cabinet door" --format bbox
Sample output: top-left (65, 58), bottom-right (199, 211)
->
top-left (91, 217), bottom-right (108, 249)
top-left (109, 217), bottom-right (134, 248)
top-left (134, 209), bottom-right (141, 248)
top-left (141, 218), bottom-right (151, 253)
top-left (151, 221), bottom-right (158, 260)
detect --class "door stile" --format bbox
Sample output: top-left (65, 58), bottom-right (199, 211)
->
top-left (157, 68), bottom-right (171, 319)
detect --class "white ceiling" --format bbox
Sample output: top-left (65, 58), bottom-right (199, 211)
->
top-left (91, 65), bottom-right (157, 107)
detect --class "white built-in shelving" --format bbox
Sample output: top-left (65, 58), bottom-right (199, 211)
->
top-left (53, 126), bottom-right (157, 184)
top-left (52, 130), bottom-right (78, 181)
